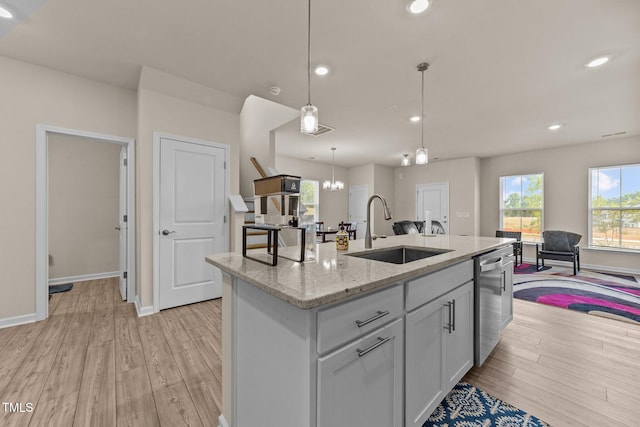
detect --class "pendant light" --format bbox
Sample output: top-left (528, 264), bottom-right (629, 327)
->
top-left (401, 153), bottom-right (411, 166)
top-left (415, 62), bottom-right (429, 165)
top-left (300, 0), bottom-right (318, 134)
top-left (323, 147), bottom-right (344, 191)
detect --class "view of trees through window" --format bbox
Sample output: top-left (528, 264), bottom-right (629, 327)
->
top-left (299, 179), bottom-right (319, 222)
top-left (500, 174), bottom-right (544, 241)
top-left (590, 165), bottom-right (640, 250)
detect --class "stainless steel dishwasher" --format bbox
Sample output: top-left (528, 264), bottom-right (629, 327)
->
top-left (473, 245), bottom-right (513, 366)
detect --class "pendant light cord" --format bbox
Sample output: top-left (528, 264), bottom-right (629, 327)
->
top-left (307, 0), bottom-right (312, 106)
top-left (332, 148), bottom-right (336, 181)
top-left (421, 67), bottom-right (425, 149)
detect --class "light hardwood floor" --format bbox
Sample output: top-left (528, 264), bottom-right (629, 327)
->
top-left (1, 277), bottom-right (639, 426)
top-left (0, 278), bottom-right (221, 427)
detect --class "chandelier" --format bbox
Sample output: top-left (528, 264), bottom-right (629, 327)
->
top-left (323, 147), bottom-right (344, 191)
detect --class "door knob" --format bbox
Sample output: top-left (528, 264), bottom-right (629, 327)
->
top-left (115, 227), bottom-right (121, 231)
top-left (161, 229), bottom-right (176, 236)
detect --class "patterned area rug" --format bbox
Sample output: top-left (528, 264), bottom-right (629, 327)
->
top-left (423, 381), bottom-right (550, 426)
top-left (513, 266), bottom-right (640, 325)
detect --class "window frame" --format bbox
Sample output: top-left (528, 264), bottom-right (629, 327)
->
top-left (499, 173), bottom-right (544, 242)
top-left (588, 163), bottom-right (640, 252)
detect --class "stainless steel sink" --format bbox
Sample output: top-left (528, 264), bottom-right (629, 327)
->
top-left (346, 246), bottom-right (452, 264)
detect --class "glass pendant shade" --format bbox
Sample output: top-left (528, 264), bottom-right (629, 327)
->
top-left (416, 147), bottom-right (428, 165)
top-left (300, 104), bottom-right (318, 134)
top-left (401, 154), bottom-right (411, 166)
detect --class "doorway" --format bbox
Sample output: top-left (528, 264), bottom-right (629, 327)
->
top-left (349, 185), bottom-right (368, 239)
top-left (36, 125), bottom-right (135, 321)
top-left (416, 182), bottom-right (449, 234)
top-left (153, 133), bottom-right (229, 312)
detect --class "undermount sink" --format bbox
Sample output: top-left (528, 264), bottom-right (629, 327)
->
top-left (346, 246), bottom-right (453, 264)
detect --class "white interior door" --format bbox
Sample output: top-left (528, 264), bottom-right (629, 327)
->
top-left (416, 182), bottom-right (449, 234)
top-left (159, 137), bottom-right (227, 310)
top-left (118, 145), bottom-right (128, 300)
top-left (349, 185), bottom-right (368, 239)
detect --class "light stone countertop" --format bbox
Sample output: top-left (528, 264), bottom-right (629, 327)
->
top-left (205, 234), bottom-right (513, 309)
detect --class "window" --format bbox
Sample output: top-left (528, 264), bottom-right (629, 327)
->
top-left (589, 164), bottom-right (640, 251)
top-left (299, 179), bottom-right (319, 222)
top-left (499, 174), bottom-right (544, 242)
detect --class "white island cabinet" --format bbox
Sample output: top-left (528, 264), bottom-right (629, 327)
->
top-left (405, 260), bottom-right (474, 427)
top-left (206, 234), bottom-right (514, 427)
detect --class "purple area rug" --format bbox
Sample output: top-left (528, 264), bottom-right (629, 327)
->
top-left (514, 273), bottom-right (640, 325)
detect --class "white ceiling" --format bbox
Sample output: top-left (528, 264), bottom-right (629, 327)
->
top-left (1, 0), bottom-right (638, 167)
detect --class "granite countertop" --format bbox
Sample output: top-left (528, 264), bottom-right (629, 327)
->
top-left (205, 234), bottom-right (513, 309)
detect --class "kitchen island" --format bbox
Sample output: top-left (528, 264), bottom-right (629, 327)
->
top-left (206, 234), bottom-right (513, 427)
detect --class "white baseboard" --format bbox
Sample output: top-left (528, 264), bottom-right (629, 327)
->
top-left (135, 295), bottom-right (154, 317)
top-left (218, 415), bottom-right (230, 427)
top-left (522, 258), bottom-right (640, 276)
top-left (0, 312), bottom-right (37, 330)
top-left (49, 271), bottom-right (119, 285)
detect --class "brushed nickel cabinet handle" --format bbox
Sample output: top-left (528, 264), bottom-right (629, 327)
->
top-left (444, 301), bottom-right (453, 334)
top-left (356, 336), bottom-right (390, 357)
top-left (355, 310), bottom-right (389, 328)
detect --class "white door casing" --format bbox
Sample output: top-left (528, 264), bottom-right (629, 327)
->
top-left (155, 134), bottom-right (228, 311)
top-left (118, 146), bottom-right (128, 300)
top-left (416, 182), bottom-right (449, 234)
top-left (349, 185), bottom-right (368, 239)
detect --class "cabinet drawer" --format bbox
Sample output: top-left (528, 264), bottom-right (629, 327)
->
top-left (317, 284), bottom-right (403, 354)
top-left (406, 260), bottom-right (473, 312)
top-left (317, 318), bottom-right (404, 427)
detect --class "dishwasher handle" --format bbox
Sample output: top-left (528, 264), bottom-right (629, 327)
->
top-left (480, 257), bottom-right (503, 272)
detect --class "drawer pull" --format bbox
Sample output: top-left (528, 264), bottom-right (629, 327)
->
top-left (357, 336), bottom-right (390, 357)
top-left (355, 310), bottom-right (389, 328)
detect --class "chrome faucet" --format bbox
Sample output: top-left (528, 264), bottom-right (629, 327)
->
top-left (365, 194), bottom-right (393, 249)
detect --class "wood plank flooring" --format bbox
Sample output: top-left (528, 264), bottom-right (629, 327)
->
top-left (465, 299), bottom-right (640, 426)
top-left (0, 279), bottom-right (222, 427)
top-left (1, 277), bottom-right (639, 426)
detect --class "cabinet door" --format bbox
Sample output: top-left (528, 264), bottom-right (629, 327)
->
top-left (405, 297), bottom-right (446, 427)
top-left (317, 318), bottom-right (403, 427)
top-left (443, 281), bottom-right (474, 390)
top-left (501, 260), bottom-right (514, 330)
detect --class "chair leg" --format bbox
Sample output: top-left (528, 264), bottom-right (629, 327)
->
top-left (573, 258), bottom-right (577, 275)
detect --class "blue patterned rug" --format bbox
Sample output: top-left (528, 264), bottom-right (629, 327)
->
top-left (423, 382), bottom-right (550, 426)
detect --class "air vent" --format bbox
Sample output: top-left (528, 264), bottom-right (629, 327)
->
top-left (301, 123), bottom-right (335, 137)
top-left (601, 131), bottom-right (627, 138)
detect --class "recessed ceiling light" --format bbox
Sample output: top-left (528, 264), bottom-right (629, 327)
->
top-left (407, 0), bottom-right (430, 14)
top-left (548, 124), bottom-right (562, 131)
top-left (586, 56), bottom-right (609, 68)
top-left (0, 5), bottom-right (13, 19)
top-left (410, 116), bottom-right (421, 122)
top-left (314, 65), bottom-right (329, 76)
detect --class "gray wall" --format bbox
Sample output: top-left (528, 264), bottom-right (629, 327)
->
top-left (48, 134), bottom-right (121, 279)
top-left (480, 135), bottom-right (640, 271)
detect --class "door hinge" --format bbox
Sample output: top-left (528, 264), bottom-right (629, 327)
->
top-left (224, 215), bottom-right (227, 223)
top-left (123, 271), bottom-right (128, 279)
top-left (123, 215), bottom-right (128, 222)
top-left (123, 158), bottom-right (128, 166)
top-left (224, 161), bottom-right (227, 169)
